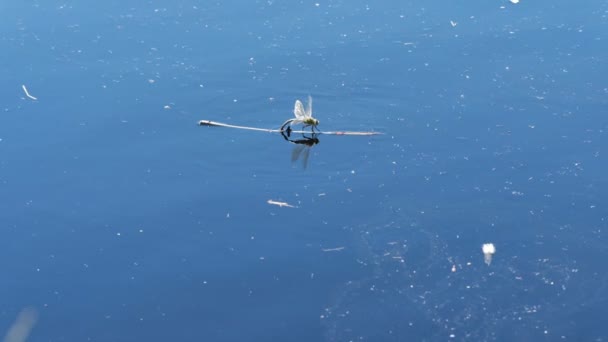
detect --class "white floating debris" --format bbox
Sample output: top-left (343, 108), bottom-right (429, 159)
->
top-left (510, 0), bottom-right (519, 3)
top-left (322, 247), bottom-right (345, 252)
top-left (482, 243), bottom-right (496, 265)
top-left (163, 105), bottom-right (171, 110)
top-left (21, 85), bottom-right (38, 100)
top-left (4, 307), bottom-right (38, 342)
top-left (267, 199), bottom-right (297, 208)
top-left (450, 20), bottom-right (458, 27)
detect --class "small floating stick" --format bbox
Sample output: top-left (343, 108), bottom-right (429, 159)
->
top-left (21, 85), bottom-right (38, 101)
top-left (267, 199), bottom-right (297, 208)
top-left (199, 120), bottom-right (382, 136)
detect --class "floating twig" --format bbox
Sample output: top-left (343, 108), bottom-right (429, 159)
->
top-left (322, 247), bottom-right (345, 252)
top-left (267, 199), bottom-right (297, 208)
top-left (199, 120), bottom-right (382, 136)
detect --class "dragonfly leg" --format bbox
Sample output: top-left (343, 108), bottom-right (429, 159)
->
top-left (280, 119), bottom-right (294, 132)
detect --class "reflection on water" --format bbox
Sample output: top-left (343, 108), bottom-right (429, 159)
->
top-left (281, 131), bottom-right (320, 169)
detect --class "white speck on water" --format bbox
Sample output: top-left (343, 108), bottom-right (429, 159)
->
top-left (483, 243), bottom-right (496, 265)
top-left (483, 243), bottom-right (496, 254)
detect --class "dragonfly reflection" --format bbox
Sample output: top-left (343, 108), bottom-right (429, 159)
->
top-left (281, 131), bottom-right (320, 169)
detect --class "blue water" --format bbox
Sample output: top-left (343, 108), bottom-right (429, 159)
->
top-left (2, 1), bottom-right (607, 341)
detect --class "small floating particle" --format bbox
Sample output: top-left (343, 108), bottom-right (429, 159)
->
top-left (482, 243), bottom-right (496, 265)
top-left (450, 20), bottom-right (457, 27)
top-left (509, 0), bottom-right (519, 3)
top-left (163, 105), bottom-right (171, 110)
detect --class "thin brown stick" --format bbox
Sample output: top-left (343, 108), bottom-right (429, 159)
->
top-left (198, 120), bottom-right (383, 136)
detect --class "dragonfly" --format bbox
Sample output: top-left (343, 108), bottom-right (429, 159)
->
top-left (280, 96), bottom-right (320, 136)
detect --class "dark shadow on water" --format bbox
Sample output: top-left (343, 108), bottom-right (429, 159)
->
top-left (281, 131), bottom-right (320, 170)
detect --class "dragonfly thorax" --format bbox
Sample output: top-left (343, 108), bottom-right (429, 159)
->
top-left (304, 117), bottom-right (319, 126)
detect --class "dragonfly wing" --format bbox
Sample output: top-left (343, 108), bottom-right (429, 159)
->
top-left (301, 146), bottom-right (311, 169)
top-left (306, 95), bottom-right (313, 118)
top-left (294, 100), bottom-right (306, 120)
top-left (291, 144), bottom-right (305, 163)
